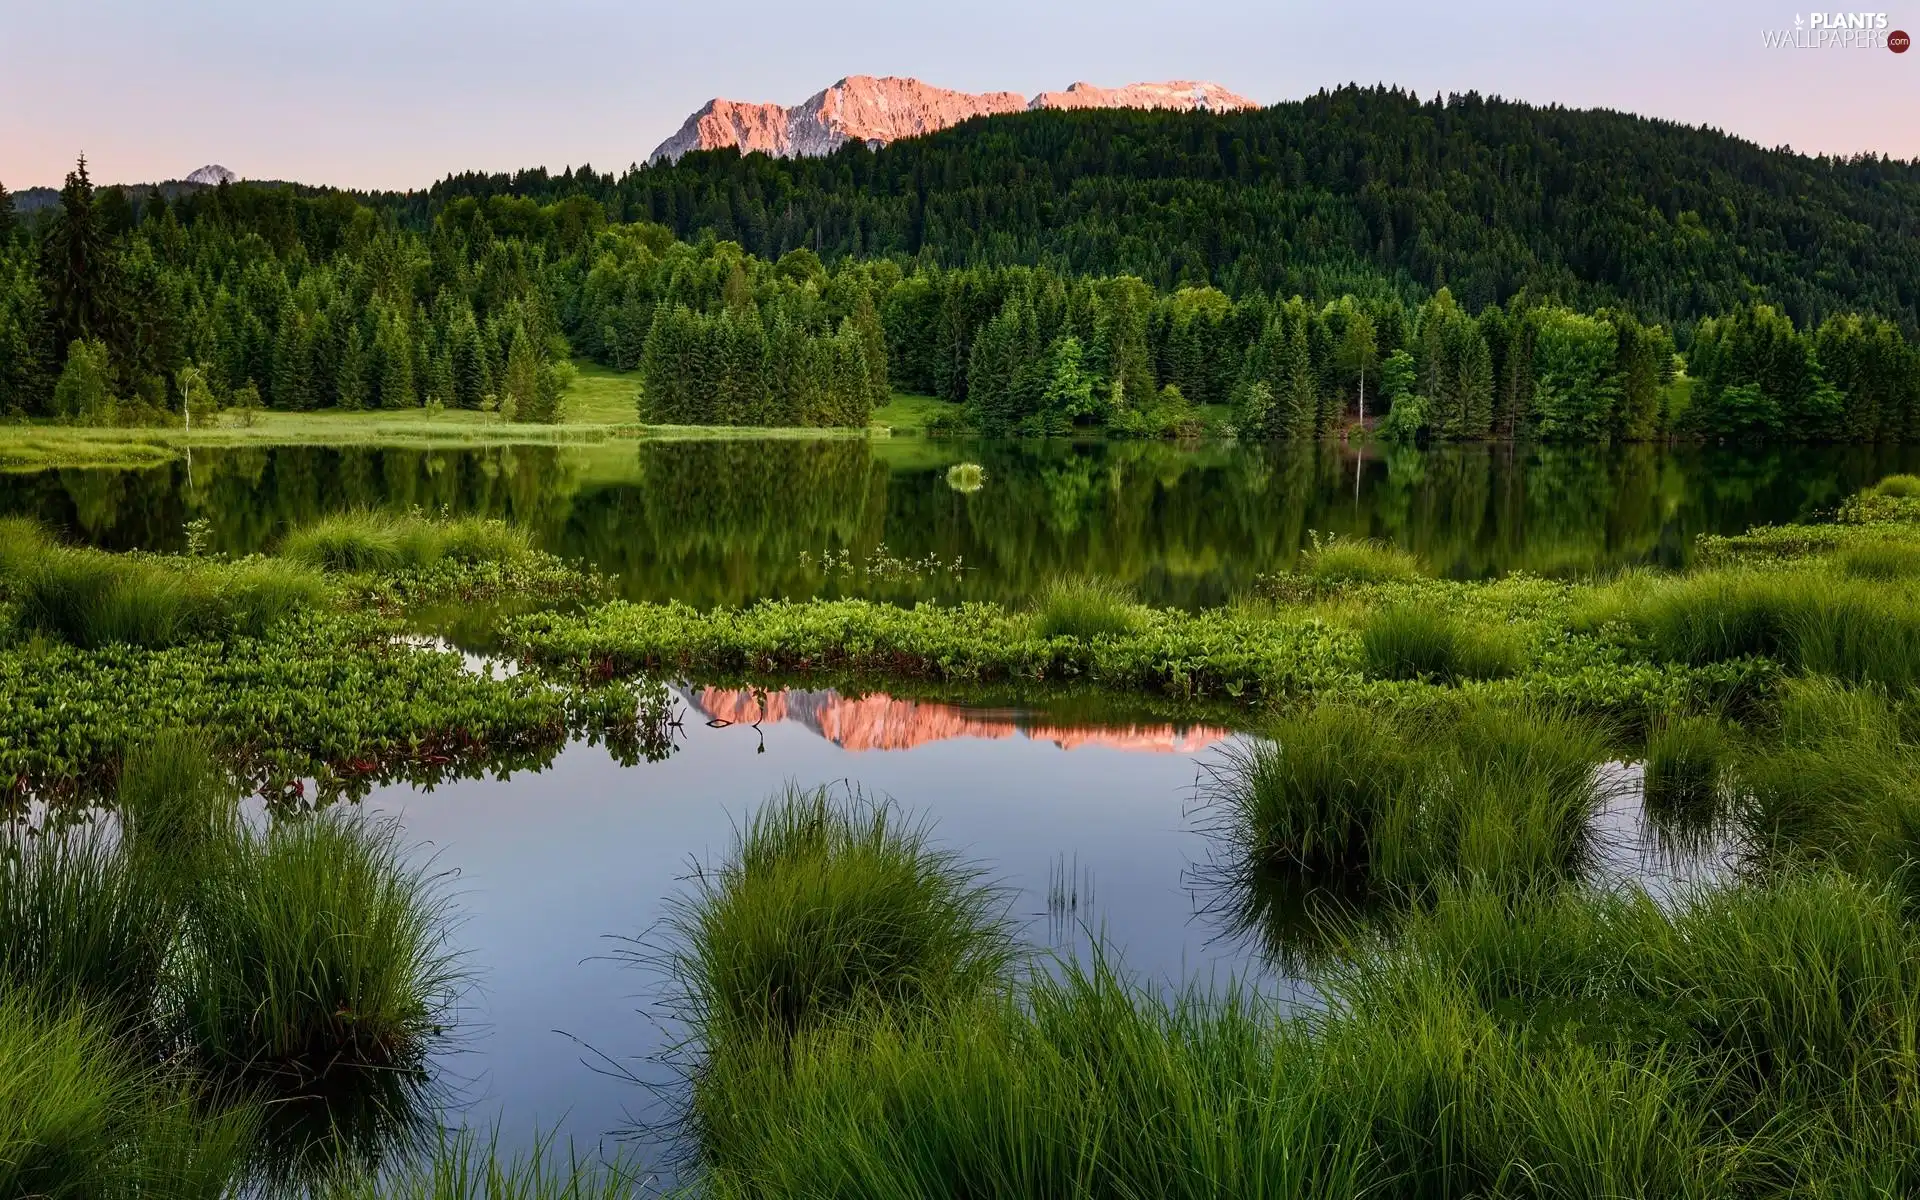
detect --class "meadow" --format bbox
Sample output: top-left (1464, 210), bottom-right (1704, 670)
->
top-left (3, 473), bottom-right (1920, 1194)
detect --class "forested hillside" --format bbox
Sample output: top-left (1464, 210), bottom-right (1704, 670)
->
top-left (413, 86), bottom-right (1920, 335)
top-left (6, 85), bottom-right (1920, 445)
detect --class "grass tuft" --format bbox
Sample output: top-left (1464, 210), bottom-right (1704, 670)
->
top-left (1300, 537), bottom-right (1420, 584)
top-left (1361, 605), bottom-right (1521, 683)
top-left (0, 822), bottom-right (173, 1021)
top-left (176, 809), bottom-right (460, 1088)
top-left (281, 511), bottom-right (532, 573)
top-left (1835, 539), bottom-right (1920, 581)
top-left (666, 785), bottom-right (1016, 1051)
top-left (1033, 576), bottom-right (1146, 641)
top-left (11, 548), bottom-right (326, 648)
top-left (1642, 715), bottom-right (1733, 834)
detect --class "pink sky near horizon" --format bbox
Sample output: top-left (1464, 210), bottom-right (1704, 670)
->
top-left (1, 0), bottom-right (1915, 192)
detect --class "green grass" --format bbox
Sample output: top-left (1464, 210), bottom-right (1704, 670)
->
top-left (871, 392), bottom-right (953, 435)
top-left (6, 538), bottom-right (328, 649)
top-left (0, 823), bottom-right (173, 1021)
top-left (177, 809), bottom-right (460, 1087)
top-left (691, 824), bottom-right (1920, 1199)
top-left (0, 991), bottom-right (257, 1200)
top-left (1835, 539), bottom-right (1920, 580)
top-left (322, 1129), bottom-right (641, 1200)
top-left (1032, 575), bottom-right (1147, 641)
top-left (559, 359), bottom-right (644, 426)
top-left (1203, 702), bottom-right (1606, 898)
top-left (280, 511), bottom-right (533, 572)
top-left (1869, 473), bottom-right (1920, 498)
top-left (665, 786), bottom-right (1016, 1053)
top-left (1629, 568), bottom-right (1920, 689)
top-left (1642, 714), bottom-right (1733, 836)
top-left (1300, 536), bottom-right (1421, 584)
top-left (1360, 605), bottom-right (1521, 683)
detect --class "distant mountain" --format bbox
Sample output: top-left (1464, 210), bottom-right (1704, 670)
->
top-left (647, 74), bottom-right (1255, 162)
top-left (184, 164), bottom-right (236, 186)
top-left (10, 167), bottom-right (290, 216)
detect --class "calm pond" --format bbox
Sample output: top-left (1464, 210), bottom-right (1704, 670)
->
top-left (6, 437), bottom-right (1918, 607)
top-left (3, 435), bottom-right (1840, 1181)
top-left (333, 680), bottom-right (1718, 1184)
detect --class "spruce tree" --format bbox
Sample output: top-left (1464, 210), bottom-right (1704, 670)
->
top-left (40, 156), bottom-right (119, 358)
top-left (0, 180), bottom-right (15, 244)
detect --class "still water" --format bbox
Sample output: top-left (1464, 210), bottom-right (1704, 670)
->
top-left (5, 437), bottom-right (1916, 607)
top-left (342, 680), bottom-right (1716, 1181)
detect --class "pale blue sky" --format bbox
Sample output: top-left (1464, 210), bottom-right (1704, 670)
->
top-left (2, 0), bottom-right (1914, 190)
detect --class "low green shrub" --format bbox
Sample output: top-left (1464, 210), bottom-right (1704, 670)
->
top-left (666, 785), bottom-right (1016, 1051)
top-left (1361, 605), bottom-right (1521, 683)
top-left (1032, 576), bottom-right (1146, 641)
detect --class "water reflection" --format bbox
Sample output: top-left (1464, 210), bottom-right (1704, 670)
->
top-left (684, 685), bottom-right (1231, 754)
top-left (5, 438), bottom-right (1915, 607)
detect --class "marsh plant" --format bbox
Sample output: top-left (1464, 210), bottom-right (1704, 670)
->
top-left (1298, 532), bottom-right (1421, 584)
top-left (176, 809), bottom-right (460, 1088)
top-left (1200, 701), bottom-right (1608, 905)
top-left (1033, 575), bottom-right (1147, 640)
top-left (0, 521), bottom-right (327, 650)
top-left (1360, 604), bottom-right (1521, 683)
top-left (279, 510), bottom-right (533, 573)
top-left (0, 734), bottom-right (465, 1196)
top-left (662, 785), bottom-right (1017, 1053)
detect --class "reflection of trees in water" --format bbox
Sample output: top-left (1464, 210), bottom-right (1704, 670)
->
top-left (3, 440), bottom-right (1917, 608)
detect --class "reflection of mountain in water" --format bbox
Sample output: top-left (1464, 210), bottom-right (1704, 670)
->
top-left (688, 686), bottom-right (1229, 754)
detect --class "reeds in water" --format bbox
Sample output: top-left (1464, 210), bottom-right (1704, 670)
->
top-left (175, 809), bottom-right (460, 1087)
top-left (665, 785), bottom-right (1016, 1051)
top-left (10, 546), bottom-right (326, 648)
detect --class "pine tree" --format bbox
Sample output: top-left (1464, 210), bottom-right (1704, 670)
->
top-left (336, 325), bottom-right (367, 409)
top-left (0, 180), bottom-right (15, 244)
top-left (40, 156), bottom-right (119, 359)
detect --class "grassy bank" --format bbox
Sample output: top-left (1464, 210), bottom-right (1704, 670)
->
top-left (672, 777), bottom-right (1920, 1198)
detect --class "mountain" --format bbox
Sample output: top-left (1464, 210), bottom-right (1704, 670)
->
top-left (445, 85), bottom-right (1919, 329)
top-left (12, 166), bottom-right (242, 215)
top-left (647, 74), bottom-right (1254, 162)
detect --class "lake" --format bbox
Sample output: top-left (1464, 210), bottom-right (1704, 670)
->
top-left (5, 437), bottom-right (1916, 608)
top-left (328, 677), bottom-right (1721, 1185)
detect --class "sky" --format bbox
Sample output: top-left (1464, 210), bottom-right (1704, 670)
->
top-left (2, 0), bottom-right (1915, 192)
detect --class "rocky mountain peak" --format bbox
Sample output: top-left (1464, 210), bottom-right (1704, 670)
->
top-left (649, 75), bottom-right (1256, 163)
top-left (184, 165), bottom-right (236, 186)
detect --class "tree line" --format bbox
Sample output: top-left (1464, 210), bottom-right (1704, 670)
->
top-left (0, 160), bottom-right (571, 424)
top-left (4, 163), bottom-right (1919, 443)
top-left (412, 85), bottom-right (1920, 336)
